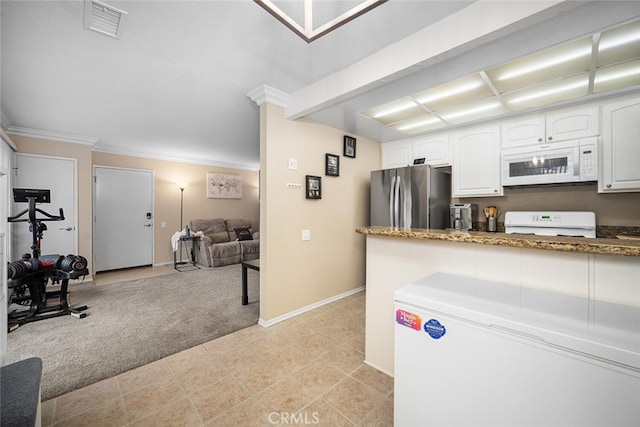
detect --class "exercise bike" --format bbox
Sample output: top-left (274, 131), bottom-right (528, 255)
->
top-left (7, 188), bottom-right (89, 331)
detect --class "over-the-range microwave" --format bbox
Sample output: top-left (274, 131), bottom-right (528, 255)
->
top-left (502, 137), bottom-right (597, 187)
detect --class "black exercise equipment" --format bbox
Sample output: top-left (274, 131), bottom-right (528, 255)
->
top-left (7, 188), bottom-right (90, 331)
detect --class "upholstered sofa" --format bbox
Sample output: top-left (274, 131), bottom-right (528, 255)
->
top-left (189, 218), bottom-right (259, 267)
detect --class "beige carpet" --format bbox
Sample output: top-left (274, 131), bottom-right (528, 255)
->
top-left (6, 264), bottom-right (260, 400)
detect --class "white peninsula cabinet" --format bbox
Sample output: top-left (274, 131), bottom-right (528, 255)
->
top-left (452, 124), bottom-right (503, 197)
top-left (600, 96), bottom-right (640, 192)
top-left (502, 105), bottom-right (600, 148)
top-left (381, 134), bottom-right (451, 169)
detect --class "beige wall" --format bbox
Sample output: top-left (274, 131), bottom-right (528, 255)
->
top-left (455, 184), bottom-right (640, 227)
top-left (259, 104), bottom-right (380, 321)
top-left (92, 152), bottom-right (259, 266)
top-left (12, 135), bottom-right (259, 272)
top-left (12, 135), bottom-right (94, 268)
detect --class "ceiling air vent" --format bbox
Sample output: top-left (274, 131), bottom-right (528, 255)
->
top-left (84, 0), bottom-right (128, 38)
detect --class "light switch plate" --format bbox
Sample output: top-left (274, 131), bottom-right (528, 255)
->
top-left (301, 229), bottom-right (311, 241)
top-left (288, 158), bottom-right (298, 170)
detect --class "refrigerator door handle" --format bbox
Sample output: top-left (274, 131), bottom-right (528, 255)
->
top-left (394, 175), bottom-right (401, 228)
top-left (403, 175), bottom-right (412, 229)
top-left (389, 175), bottom-right (396, 227)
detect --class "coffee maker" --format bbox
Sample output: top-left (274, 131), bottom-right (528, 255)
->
top-left (450, 204), bottom-right (475, 231)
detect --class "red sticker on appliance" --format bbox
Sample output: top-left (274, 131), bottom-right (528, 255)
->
top-left (396, 309), bottom-right (421, 331)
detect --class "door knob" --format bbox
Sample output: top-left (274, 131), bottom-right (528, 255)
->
top-left (59, 227), bottom-right (73, 231)
top-left (144, 224), bottom-right (152, 227)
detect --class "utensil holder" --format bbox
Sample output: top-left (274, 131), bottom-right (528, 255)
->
top-left (487, 217), bottom-right (497, 232)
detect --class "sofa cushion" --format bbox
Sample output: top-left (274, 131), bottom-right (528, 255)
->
top-left (240, 240), bottom-right (259, 262)
top-left (190, 218), bottom-right (230, 244)
top-left (234, 227), bottom-right (253, 241)
top-left (209, 241), bottom-right (241, 267)
top-left (225, 219), bottom-right (253, 235)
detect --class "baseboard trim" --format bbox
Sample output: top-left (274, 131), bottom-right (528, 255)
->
top-left (258, 286), bottom-right (365, 328)
top-left (364, 359), bottom-right (394, 378)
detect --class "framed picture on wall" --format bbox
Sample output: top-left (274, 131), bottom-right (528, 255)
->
top-left (207, 173), bottom-right (243, 199)
top-left (306, 175), bottom-right (322, 199)
top-left (343, 135), bottom-right (356, 158)
top-left (325, 153), bottom-right (340, 177)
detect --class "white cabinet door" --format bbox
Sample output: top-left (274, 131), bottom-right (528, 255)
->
top-left (381, 140), bottom-right (412, 169)
top-left (599, 96), bottom-right (640, 193)
top-left (413, 133), bottom-right (451, 166)
top-left (501, 115), bottom-right (545, 148)
top-left (545, 105), bottom-right (599, 142)
top-left (453, 125), bottom-right (503, 197)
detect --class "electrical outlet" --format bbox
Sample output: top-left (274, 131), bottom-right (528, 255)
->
top-left (286, 183), bottom-right (301, 189)
top-left (288, 158), bottom-right (298, 170)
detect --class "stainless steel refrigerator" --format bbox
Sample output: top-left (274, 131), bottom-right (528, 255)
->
top-left (370, 165), bottom-right (451, 229)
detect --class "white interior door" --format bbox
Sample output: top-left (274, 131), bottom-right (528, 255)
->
top-left (94, 167), bottom-right (154, 272)
top-left (12, 154), bottom-right (77, 258)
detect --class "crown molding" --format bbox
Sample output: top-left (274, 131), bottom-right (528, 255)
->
top-left (247, 85), bottom-right (290, 108)
top-left (92, 144), bottom-right (259, 171)
top-left (1, 127), bottom-right (18, 151)
top-left (6, 126), bottom-right (100, 145)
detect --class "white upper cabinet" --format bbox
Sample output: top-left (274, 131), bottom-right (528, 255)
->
top-left (502, 106), bottom-right (600, 148)
top-left (599, 96), bottom-right (640, 193)
top-left (381, 140), bottom-right (412, 169)
top-left (545, 105), bottom-right (600, 142)
top-left (381, 134), bottom-right (451, 169)
top-left (452, 125), bottom-right (503, 197)
top-left (412, 133), bottom-right (451, 167)
top-left (501, 115), bottom-right (546, 148)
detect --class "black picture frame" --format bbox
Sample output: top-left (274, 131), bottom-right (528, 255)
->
top-left (325, 153), bottom-right (340, 177)
top-left (305, 175), bottom-right (322, 199)
top-left (343, 135), bottom-right (356, 158)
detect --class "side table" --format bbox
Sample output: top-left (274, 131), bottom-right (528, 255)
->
top-left (174, 235), bottom-right (200, 271)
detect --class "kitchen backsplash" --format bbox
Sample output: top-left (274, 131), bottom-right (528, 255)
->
top-left (453, 183), bottom-right (640, 229)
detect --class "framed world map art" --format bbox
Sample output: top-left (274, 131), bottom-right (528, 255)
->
top-left (207, 173), bottom-right (243, 199)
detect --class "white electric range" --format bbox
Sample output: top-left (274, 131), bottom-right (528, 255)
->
top-left (504, 211), bottom-right (596, 238)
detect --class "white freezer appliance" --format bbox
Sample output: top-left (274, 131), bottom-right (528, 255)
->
top-left (394, 273), bottom-right (640, 427)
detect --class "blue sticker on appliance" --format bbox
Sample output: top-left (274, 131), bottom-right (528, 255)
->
top-left (424, 319), bottom-right (446, 339)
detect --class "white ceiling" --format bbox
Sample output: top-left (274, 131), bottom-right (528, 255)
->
top-left (2, 1), bottom-right (640, 170)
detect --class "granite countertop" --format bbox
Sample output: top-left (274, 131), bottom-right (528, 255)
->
top-left (355, 226), bottom-right (640, 257)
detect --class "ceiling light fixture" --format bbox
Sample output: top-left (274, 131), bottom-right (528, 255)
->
top-left (497, 47), bottom-right (591, 81)
top-left (599, 27), bottom-right (640, 50)
top-left (415, 80), bottom-right (485, 105)
top-left (373, 100), bottom-right (419, 119)
top-left (362, 19), bottom-right (640, 136)
top-left (255, 0), bottom-right (387, 43)
top-left (508, 79), bottom-right (588, 105)
top-left (595, 64), bottom-right (640, 84)
top-left (440, 101), bottom-right (502, 120)
top-left (396, 116), bottom-right (442, 131)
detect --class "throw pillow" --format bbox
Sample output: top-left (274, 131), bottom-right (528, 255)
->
top-left (234, 227), bottom-right (253, 241)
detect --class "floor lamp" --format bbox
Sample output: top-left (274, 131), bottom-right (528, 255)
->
top-left (178, 183), bottom-right (188, 231)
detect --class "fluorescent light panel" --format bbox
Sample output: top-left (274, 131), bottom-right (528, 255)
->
top-left (372, 100), bottom-right (419, 119)
top-left (362, 19), bottom-right (640, 135)
top-left (439, 100), bottom-right (503, 121)
top-left (415, 79), bottom-right (484, 104)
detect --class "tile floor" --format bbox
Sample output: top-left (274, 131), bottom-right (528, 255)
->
top-left (40, 269), bottom-right (393, 426)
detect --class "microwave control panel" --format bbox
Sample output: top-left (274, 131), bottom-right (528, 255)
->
top-left (579, 139), bottom-right (597, 181)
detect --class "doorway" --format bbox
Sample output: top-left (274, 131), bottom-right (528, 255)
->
top-left (93, 167), bottom-right (154, 272)
top-left (12, 154), bottom-right (77, 258)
